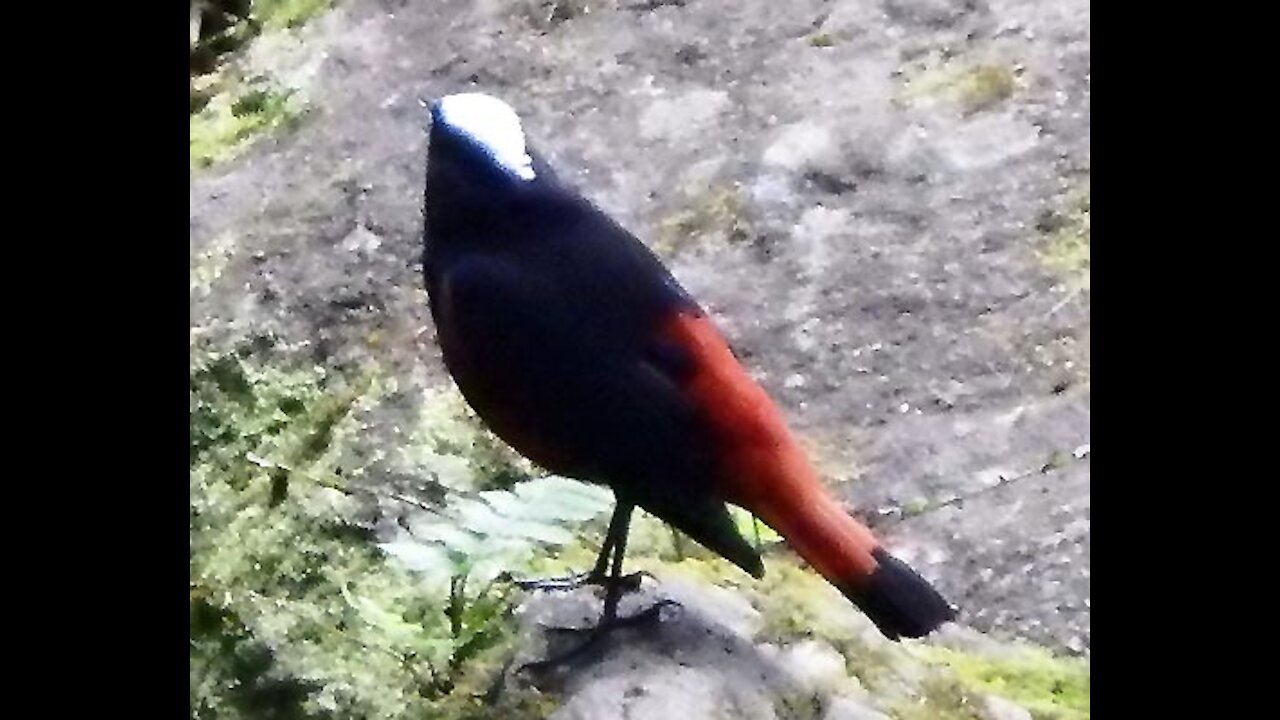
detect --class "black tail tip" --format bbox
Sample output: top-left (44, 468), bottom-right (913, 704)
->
top-left (846, 548), bottom-right (957, 641)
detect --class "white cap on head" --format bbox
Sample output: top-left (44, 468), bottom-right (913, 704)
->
top-left (434, 93), bottom-right (537, 181)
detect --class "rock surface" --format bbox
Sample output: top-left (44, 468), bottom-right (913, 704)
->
top-left (489, 564), bottom-right (1083, 719)
top-left (190, 0), bottom-right (1090, 662)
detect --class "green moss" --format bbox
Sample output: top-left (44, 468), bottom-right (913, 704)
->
top-left (189, 339), bottom-right (1085, 718)
top-left (890, 674), bottom-right (986, 720)
top-left (727, 557), bottom-right (908, 692)
top-left (886, 644), bottom-right (1086, 720)
top-left (391, 385), bottom-right (540, 494)
top-left (750, 561), bottom-right (843, 640)
top-left (191, 353), bottom-right (458, 719)
top-left (654, 186), bottom-right (754, 257)
top-left (191, 78), bottom-right (303, 169)
top-left (255, 0), bottom-right (334, 31)
top-left (700, 553), bottom-right (1079, 720)
top-left (415, 610), bottom-right (561, 720)
top-left (191, 596), bottom-right (323, 719)
top-left (913, 646), bottom-right (1090, 720)
top-left (189, 345), bottom-right (590, 718)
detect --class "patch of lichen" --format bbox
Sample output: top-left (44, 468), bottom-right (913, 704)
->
top-left (899, 57), bottom-right (1019, 115)
top-left (912, 645), bottom-right (1090, 720)
top-left (1037, 183), bottom-right (1091, 291)
top-left (808, 32), bottom-right (838, 48)
top-left (654, 185), bottom-right (754, 257)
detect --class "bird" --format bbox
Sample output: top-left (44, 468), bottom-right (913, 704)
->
top-left (419, 92), bottom-right (956, 660)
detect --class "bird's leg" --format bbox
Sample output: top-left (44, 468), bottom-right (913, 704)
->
top-left (512, 501), bottom-right (649, 593)
top-left (518, 503), bottom-right (676, 677)
top-left (598, 502), bottom-right (637, 622)
top-left (594, 502), bottom-right (678, 627)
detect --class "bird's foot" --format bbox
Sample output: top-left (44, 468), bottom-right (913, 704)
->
top-left (517, 599), bottom-right (678, 677)
top-left (538, 597), bottom-right (678, 636)
top-left (510, 570), bottom-right (602, 592)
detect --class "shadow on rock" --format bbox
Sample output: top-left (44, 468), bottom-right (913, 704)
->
top-left (494, 579), bottom-right (817, 719)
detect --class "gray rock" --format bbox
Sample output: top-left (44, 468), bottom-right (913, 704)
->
top-left (824, 697), bottom-right (893, 720)
top-left (980, 694), bottom-right (1034, 720)
top-left (513, 586), bottom-right (802, 720)
top-left (883, 0), bottom-right (990, 30)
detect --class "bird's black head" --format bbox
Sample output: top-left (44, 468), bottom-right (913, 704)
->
top-left (425, 93), bottom-right (562, 202)
top-left (423, 92), bottom-right (573, 261)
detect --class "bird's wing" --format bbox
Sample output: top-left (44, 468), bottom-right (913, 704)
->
top-left (432, 251), bottom-right (700, 476)
top-left (432, 252), bottom-right (765, 576)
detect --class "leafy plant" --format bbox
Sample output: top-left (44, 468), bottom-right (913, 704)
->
top-left (190, 346), bottom-right (619, 718)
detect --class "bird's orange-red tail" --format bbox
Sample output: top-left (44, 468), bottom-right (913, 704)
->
top-left (662, 311), bottom-right (956, 639)
top-left (745, 479), bottom-right (957, 640)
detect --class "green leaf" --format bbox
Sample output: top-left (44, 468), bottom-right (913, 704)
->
top-left (376, 539), bottom-right (455, 583)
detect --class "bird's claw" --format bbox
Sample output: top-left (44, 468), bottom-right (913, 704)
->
top-left (517, 599), bottom-right (679, 677)
top-left (511, 571), bottom-right (600, 592)
top-left (538, 597), bottom-right (678, 634)
top-left (512, 569), bottom-right (653, 594)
